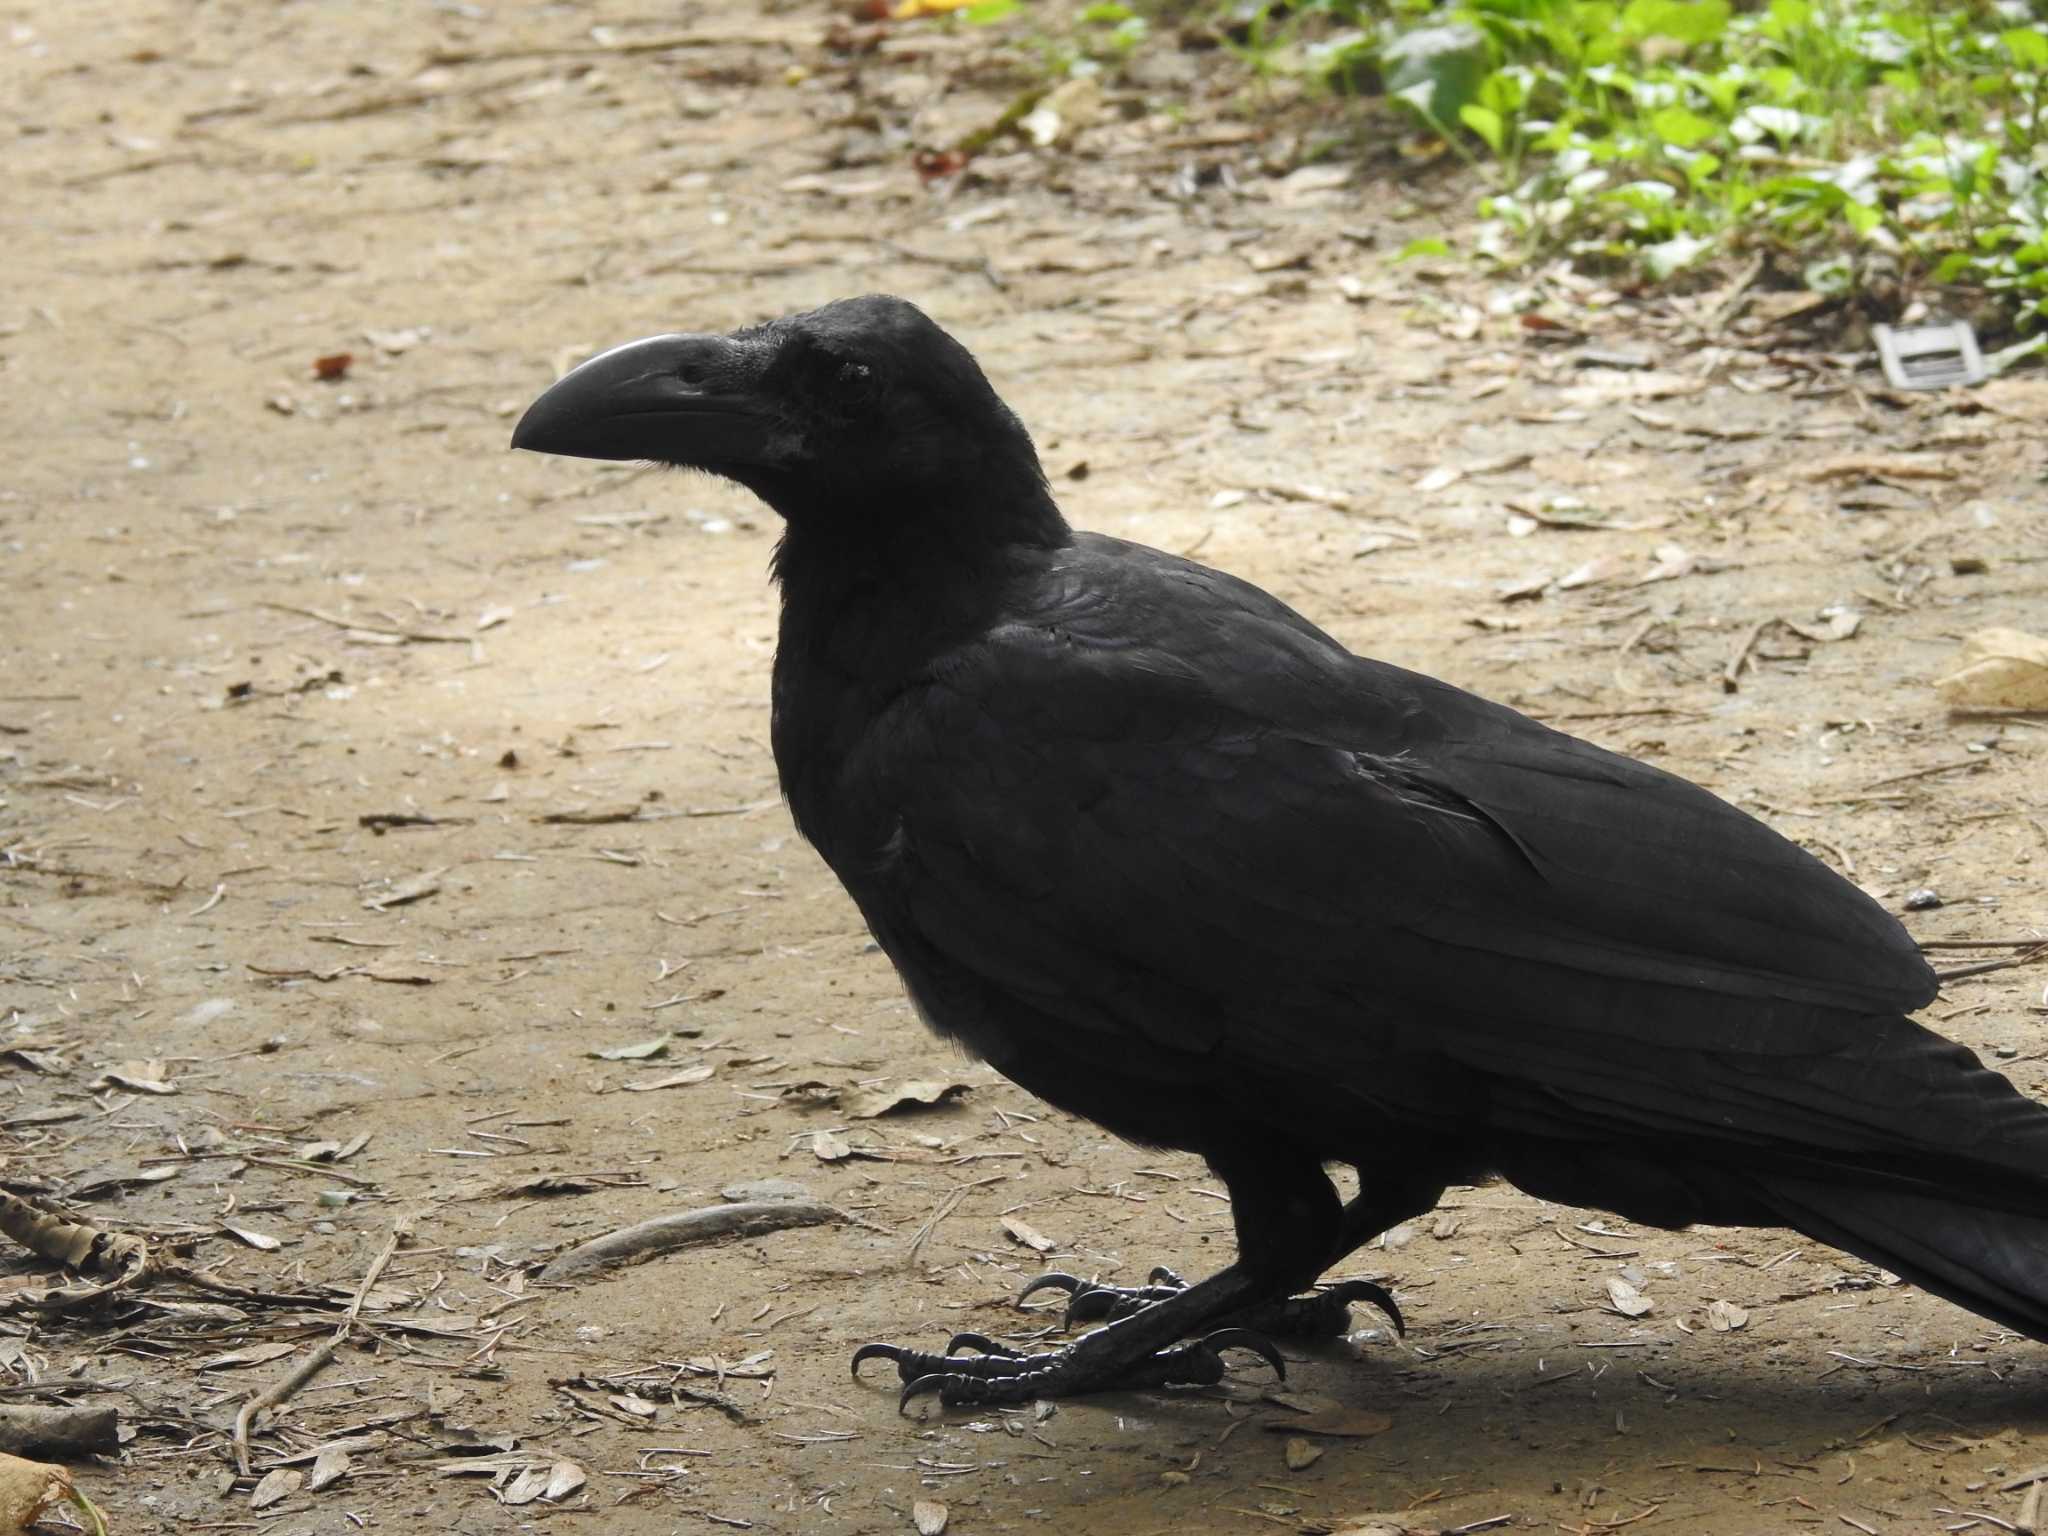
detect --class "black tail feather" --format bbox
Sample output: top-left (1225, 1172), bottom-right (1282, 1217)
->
top-left (1758, 1177), bottom-right (2048, 1342)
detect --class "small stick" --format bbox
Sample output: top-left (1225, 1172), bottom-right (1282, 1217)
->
top-left (231, 1338), bottom-right (340, 1477)
top-left (538, 1200), bottom-right (849, 1282)
top-left (1722, 619), bottom-right (1770, 693)
top-left (1858, 758), bottom-right (1990, 791)
top-left (258, 601), bottom-right (467, 645)
top-left (1920, 939), bottom-right (2048, 951)
top-left (232, 1215), bottom-right (411, 1476)
top-left (1936, 944), bottom-right (2048, 984)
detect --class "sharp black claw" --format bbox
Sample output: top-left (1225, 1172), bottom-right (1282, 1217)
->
top-left (851, 1342), bottom-right (908, 1379)
top-left (945, 1331), bottom-right (1016, 1358)
top-left (1017, 1271), bottom-right (1087, 1306)
top-left (1200, 1327), bottom-right (1287, 1382)
top-left (1326, 1278), bottom-right (1404, 1336)
top-left (1147, 1265), bottom-right (1187, 1288)
top-left (898, 1373), bottom-right (950, 1414)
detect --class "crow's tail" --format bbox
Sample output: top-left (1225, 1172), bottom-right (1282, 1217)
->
top-left (1755, 1177), bottom-right (2048, 1341)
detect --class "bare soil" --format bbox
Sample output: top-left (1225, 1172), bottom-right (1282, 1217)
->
top-left (4, 2), bottom-right (2048, 1533)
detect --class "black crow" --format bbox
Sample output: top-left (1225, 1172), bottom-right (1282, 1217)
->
top-left (514, 295), bottom-right (2048, 1408)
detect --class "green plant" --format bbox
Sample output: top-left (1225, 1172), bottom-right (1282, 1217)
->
top-left (1172, 0), bottom-right (2048, 329)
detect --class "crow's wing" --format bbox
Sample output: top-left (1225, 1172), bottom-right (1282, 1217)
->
top-left (846, 539), bottom-right (1943, 1152)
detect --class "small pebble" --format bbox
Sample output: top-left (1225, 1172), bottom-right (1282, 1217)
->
top-left (1904, 887), bottom-right (1942, 911)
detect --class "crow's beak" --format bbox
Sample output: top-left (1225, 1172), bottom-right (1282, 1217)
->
top-left (511, 333), bottom-right (786, 466)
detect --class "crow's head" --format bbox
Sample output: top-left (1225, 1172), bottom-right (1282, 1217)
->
top-left (513, 296), bottom-right (1054, 539)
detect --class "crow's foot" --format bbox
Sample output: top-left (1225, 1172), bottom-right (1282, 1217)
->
top-left (1020, 1269), bottom-right (1402, 1337)
top-left (852, 1327), bottom-right (1284, 1410)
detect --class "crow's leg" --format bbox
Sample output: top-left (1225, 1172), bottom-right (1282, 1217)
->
top-left (1017, 1167), bottom-right (1447, 1339)
top-left (853, 1144), bottom-right (1339, 1408)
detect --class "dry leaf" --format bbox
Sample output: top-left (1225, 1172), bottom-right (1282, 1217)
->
top-left (1707, 1299), bottom-right (1749, 1331)
top-left (220, 1224), bottom-right (282, 1251)
top-left (307, 1447), bottom-right (351, 1491)
top-left (1937, 628), bottom-right (2048, 711)
top-left (1556, 556), bottom-right (1624, 591)
top-left (250, 1468), bottom-right (301, 1510)
top-left (1285, 1436), bottom-right (1324, 1470)
top-left (590, 1035), bottom-right (673, 1062)
top-left (1637, 544), bottom-right (1692, 585)
top-left (1784, 608), bottom-right (1861, 644)
top-left (812, 1130), bottom-right (852, 1162)
top-left (999, 1216), bottom-right (1056, 1253)
top-left (1604, 1276), bottom-right (1653, 1317)
top-left (362, 868), bottom-right (445, 911)
top-left (913, 1498), bottom-right (949, 1535)
top-left (1414, 464), bottom-right (1463, 494)
top-left (622, 1064), bottom-right (715, 1091)
top-left (544, 1461), bottom-right (586, 1501)
top-left (89, 1060), bottom-right (175, 1094)
top-left (845, 1079), bottom-right (972, 1119)
top-left (501, 1465), bottom-right (550, 1506)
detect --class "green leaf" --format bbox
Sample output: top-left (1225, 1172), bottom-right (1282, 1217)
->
top-left (2003, 27), bottom-right (2048, 72)
top-left (1648, 104), bottom-right (1719, 148)
top-left (1619, 0), bottom-right (1731, 48)
top-left (1478, 66), bottom-right (1529, 115)
top-left (1695, 73), bottom-right (1741, 116)
top-left (1461, 103), bottom-right (1507, 154)
top-left (1382, 23), bottom-right (1491, 123)
top-left (1395, 236), bottom-right (1454, 261)
top-left (1765, 0), bottom-right (1811, 34)
top-left (963, 0), bottom-right (1017, 22)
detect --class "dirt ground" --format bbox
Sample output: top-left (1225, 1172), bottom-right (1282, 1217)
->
top-left (5, 1), bottom-right (2048, 1532)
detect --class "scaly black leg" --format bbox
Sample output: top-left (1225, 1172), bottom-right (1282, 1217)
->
top-left (1013, 1167), bottom-right (1445, 1339)
top-left (1021, 1268), bottom-right (1402, 1336)
top-left (852, 1142), bottom-right (1344, 1408)
top-left (854, 1320), bottom-right (1286, 1409)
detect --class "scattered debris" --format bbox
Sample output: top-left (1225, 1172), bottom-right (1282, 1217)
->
top-left (1937, 628), bottom-right (2048, 713)
top-left (1604, 1276), bottom-right (1653, 1317)
top-left (845, 1079), bottom-right (973, 1119)
top-left (1707, 1299), bottom-right (1750, 1331)
top-left (538, 1200), bottom-right (850, 1282)
top-left (360, 868), bottom-right (445, 912)
top-left (999, 1216), bottom-right (1056, 1253)
top-left (1874, 320), bottom-right (1985, 391)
